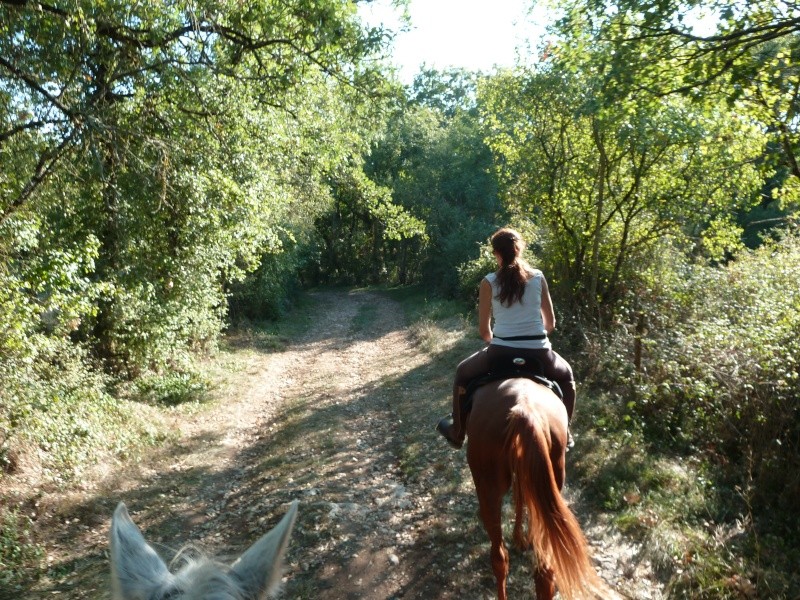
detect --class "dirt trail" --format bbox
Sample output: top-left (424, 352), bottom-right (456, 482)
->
top-left (26, 289), bottom-right (665, 599)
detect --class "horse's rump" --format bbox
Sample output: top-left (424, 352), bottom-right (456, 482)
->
top-left (464, 353), bottom-right (563, 415)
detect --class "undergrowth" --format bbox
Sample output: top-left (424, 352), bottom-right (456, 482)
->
top-left (0, 508), bottom-right (44, 592)
top-left (387, 277), bottom-right (800, 599)
top-left (383, 285), bottom-right (472, 356)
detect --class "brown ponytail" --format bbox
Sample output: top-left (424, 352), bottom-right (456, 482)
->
top-left (491, 228), bottom-right (530, 306)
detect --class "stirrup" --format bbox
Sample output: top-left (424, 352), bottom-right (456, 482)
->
top-left (436, 415), bottom-right (463, 449)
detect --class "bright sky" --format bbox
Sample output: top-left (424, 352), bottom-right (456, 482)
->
top-left (360, 2), bottom-right (721, 85)
top-left (359, 0), bottom-right (552, 84)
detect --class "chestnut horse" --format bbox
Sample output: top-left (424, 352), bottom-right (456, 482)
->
top-left (466, 378), bottom-right (606, 600)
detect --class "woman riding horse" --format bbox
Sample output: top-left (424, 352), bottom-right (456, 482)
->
top-left (437, 227), bottom-right (576, 449)
top-left (440, 228), bottom-right (609, 598)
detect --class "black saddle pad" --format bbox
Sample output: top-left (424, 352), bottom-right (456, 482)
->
top-left (464, 354), bottom-right (563, 413)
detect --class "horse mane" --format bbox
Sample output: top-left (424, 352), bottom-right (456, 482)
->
top-left (167, 551), bottom-right (247, 600)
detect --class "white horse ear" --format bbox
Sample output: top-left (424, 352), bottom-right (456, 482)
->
top-left (230, 500), bottom-right (298, 599)
top-left (110, 502), bottom-right (174, 600)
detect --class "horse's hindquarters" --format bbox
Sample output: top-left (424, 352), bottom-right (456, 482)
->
top-left (464, 378), bottom-right (596, 600)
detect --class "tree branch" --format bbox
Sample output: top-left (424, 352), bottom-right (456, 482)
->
top-left (0, 119), bottom-right (50, 144)
top-left (0, 55), bottom-right (73, 118)
top-left (0, 0), bottom-right (67, 17)
top-left (1, 130), bottom-right (78, 224)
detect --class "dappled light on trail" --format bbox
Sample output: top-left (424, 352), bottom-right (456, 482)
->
top-left (23, 290), bottom-right (664, 599)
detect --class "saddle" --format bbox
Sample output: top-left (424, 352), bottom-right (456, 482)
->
top-left (463, 354), bottom-right (563, 413)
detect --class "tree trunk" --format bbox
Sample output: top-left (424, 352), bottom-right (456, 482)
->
top-left (90, 60), bottom-right (125, 373)
top-left (589, 118), bottom-right (607, 322)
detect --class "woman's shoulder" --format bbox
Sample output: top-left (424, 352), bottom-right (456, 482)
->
top-left (525, 268), bottom-right (544, 280)
top-left (485, 272), bottom-right (498, 283)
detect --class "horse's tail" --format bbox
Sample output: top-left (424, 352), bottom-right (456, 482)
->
top-left (506, 405), bottom-right (604, 600)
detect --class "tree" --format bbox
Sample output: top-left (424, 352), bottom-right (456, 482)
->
top-left (306, 68), bottom-right (501, 292)
top-left (361, 68), bottom-right (503, 295)
top-left (0, 0), bottom-right (392, 373)
top-left (307, 156), bottom-right (427, 286)
top-left (409, 66), bottom-right (479, 117)
top-left (480, 65), bottom-right (764, 320)
top-left (555, 0), bottom-right (800, 214)
top-left (0, 0), bottom-right (385, 215)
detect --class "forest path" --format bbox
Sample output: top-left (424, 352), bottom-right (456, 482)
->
top-left (29, 288), bottom-right (664, 599)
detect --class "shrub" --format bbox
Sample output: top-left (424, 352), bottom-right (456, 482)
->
top-left (0, 336), bottom-right (159, 482)
top-left (584, 230), bottom-right (800, 597)
top-left (133, 371), bottom-right (209, 406)
top-left (228, 244), bottom-right (304, 322)
top-left (0, 508), bottom-right (43, 591)
top-left (636, 232), bottom-right (800, 509)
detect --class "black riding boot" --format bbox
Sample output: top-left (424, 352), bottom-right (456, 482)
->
top-left (437, 389), bottom-right (468, 449)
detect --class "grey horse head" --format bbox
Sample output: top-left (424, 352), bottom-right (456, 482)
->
top-left (110, 501), bottom-right (298, 600)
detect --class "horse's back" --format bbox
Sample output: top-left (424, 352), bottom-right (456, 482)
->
top-left (466, 378), bottom-right (568, 456)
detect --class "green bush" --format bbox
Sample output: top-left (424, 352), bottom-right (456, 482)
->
top-left (228, 243), bottom-right (304, 322)
top-left (133, 371), bottom-right (209, 406)
top-left (583, 230), bottom-right (800, 598)
top-left (635, 233), bottom-right (800, 508)
top-left (0, 508), bottom-right (43, 591)
top-left (420, 215), bottom-right (500, 299)
top-left (0, 336), bottom-right (158, 481)
top-left (456, 238), bottom-right (496, 304)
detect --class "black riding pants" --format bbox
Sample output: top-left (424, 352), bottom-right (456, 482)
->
top-left (452, 344), bottom-right (576, 430)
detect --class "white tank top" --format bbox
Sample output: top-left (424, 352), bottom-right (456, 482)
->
top-left (486, 270), bottom-right (551, 350)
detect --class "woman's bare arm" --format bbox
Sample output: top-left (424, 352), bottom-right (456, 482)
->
top-left (540, 275), bottom-right (556, 334)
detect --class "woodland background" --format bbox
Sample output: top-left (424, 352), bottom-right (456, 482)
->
top-left (1, 0), bottom-right (799, 596)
